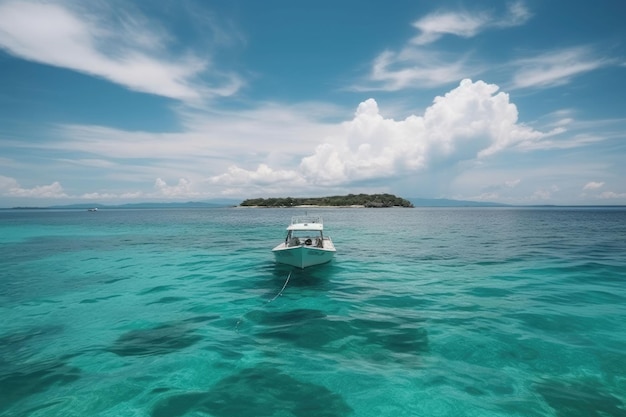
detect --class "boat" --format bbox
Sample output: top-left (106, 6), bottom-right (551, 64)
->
top-left (87, 208), bottom-right (98, 212)
top-left (272, 216), bottom-right (336, 269)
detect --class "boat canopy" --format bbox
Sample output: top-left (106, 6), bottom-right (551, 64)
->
top-left (286, 216), bottom-right (324, 231)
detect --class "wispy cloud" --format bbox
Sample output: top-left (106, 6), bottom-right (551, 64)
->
top-left (355, 2), bottom-right (530, 92)
top-left (0, 101), bottom-right (342, 200)
top-left (411, 11), bottom-right (490, 45)
top-left (363, 49), bottom-right (474, 91)
top-left (599, 191), bottom-right (626, 199)
top-left (510, 46), bottom-right (609, 89)
top-left (583, 181), bottom-right (604, 190)
top-left (0, 0), bottom-right (242, 103)
top-left (357, 2), bottom-right (612, 94)
top-left (411, 1), bottom-right (531, 45)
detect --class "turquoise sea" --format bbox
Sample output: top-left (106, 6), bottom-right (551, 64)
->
top-left (1, 207), bottom-right (625, 417)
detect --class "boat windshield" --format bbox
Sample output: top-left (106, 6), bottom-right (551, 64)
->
top-left (285, 230), bottom-right (324, 247)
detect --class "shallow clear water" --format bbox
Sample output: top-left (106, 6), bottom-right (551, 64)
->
top-left (1, 207), bottom-right (625, 416)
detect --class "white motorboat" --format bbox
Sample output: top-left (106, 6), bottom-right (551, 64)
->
top-left (272, 216), bottom-right (336, 269)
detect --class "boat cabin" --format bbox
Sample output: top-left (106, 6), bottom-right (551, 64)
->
top-left (284, 216), bottom-right (325, 248)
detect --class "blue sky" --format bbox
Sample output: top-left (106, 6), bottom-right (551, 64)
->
top-left (1, 0), bottom-right (625, 206)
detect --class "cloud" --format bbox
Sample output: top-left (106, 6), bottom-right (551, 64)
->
top-left (0, 175), bottom-right (68, 198)
top-left (356, 2), bottom-right (530, 91)
top-left (505, 179), bottom-right (522, 188)
top-left (211, 79), bottom-right (550, 193)
top-left (0, 175), bottom-right (19, 190)
top-left (599, 191), bottom-right (626, 199)
top-left (81, 192), bottom-right (124, 200)
top-left (154, 178), bottom-right (196, 197)
top-left (3, 75), bottom-right (621, 204)
top-left (495, 1), bottom-right (532, 28)
top-left (206, 164), bottom-right (315, 197)
top-left (363, 49), bottom-right (474, 91)
top-left (41, 100), bottom-right (343, 166)
top-left (531, 185), bottom-right (559, 201)
top-left (411, 1), bottom-right (531, 45)
top-left (583, 181), bottom-right (604, 190)
top-left (359, 3), bottom-right (610, 94)
top-left (0, 100), bottom-right (345, 202)
top-left (579, 181), bottom-right (626, 202)
top-left (481, 178), bottom-right (522, 194)
top-left (510, 47), bottom-right (608, 89)
top-left (59, 158), bottom-right (119, 168)
top-left (0, 0), bottom-right (242, 103)
top-left (208, 164), bottom-right (304, 187)
top-left (0, 174), bottom-right (203, 202)
top-left (411, 11), bottom-right (490, 45)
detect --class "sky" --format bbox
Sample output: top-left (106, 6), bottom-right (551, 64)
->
top-left (1, 0), bottom-right (625, 207)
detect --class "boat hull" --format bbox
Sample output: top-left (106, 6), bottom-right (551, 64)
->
top-left (272, 245), bottom-right (335, 269)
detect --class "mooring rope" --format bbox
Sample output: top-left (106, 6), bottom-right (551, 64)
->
top-left (235, 271), bottom-right (292, 331)
top-left (267, 271), bottom-right (292, 304)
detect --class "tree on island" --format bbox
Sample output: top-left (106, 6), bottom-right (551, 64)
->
top-left (240, 193), bottom-right (414, 208)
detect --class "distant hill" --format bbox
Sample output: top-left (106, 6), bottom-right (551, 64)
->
top-left (408, 198), bottom-right (510, 207)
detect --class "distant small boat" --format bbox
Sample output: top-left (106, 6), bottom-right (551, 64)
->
top-left (87, 208), bottom-right (98, 212)
top-left (272, 216), bottom-right (336, 269)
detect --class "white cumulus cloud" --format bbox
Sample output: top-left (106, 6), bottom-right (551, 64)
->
top-left (0, 176), bottom-right (68, 198)
top-left (212, 79), bottom-right (549, 192)
top-left (154, 178), bottom-right (195, 197)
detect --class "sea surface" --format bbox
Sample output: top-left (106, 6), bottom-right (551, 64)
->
top-left (1, 207), bottom-right (625, 417)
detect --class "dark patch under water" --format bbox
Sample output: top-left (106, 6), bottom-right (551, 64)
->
top-left (535, 378), bottom-right (626, 417)
top-left (146, 296), bottom-right (187, 305)
top-left (251, 308), bottom-right (345, 349)
top-left (108, 323), bottom-right (202, 357)
top-left (151, 364), bottom-right (352, 417)
top-left (0, 325), bottom-right (60, 352)
top-left (139, 285), bottom-right (176, 295)
top-left (182, 314), bottom-right (220, 324)
top-left (0, 356), bottom-right (81, 410)
top-left (247, 308), bottom-right (428, 361)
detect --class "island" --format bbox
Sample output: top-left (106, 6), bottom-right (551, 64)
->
top-left (240, 193), bottom-right (414, 208)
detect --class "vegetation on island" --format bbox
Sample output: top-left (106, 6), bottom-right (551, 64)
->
top-left (240, 193), bottom-right (414, 208)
